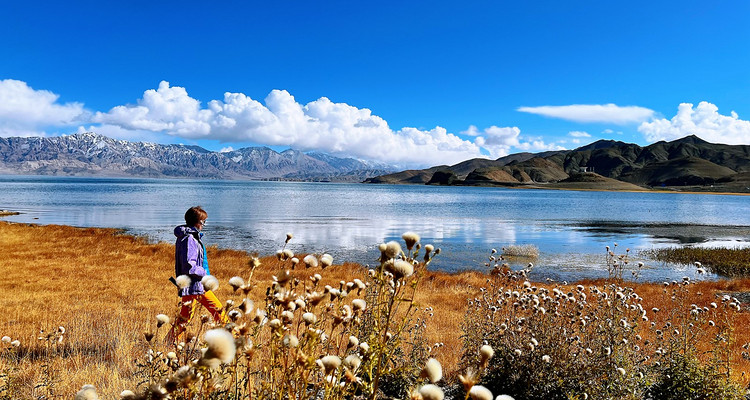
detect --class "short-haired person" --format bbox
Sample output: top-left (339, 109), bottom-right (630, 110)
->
top-left (166, 206), bottom-right (227, 344)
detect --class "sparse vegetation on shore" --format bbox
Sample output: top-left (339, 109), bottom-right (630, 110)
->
top-left (643, 246), bottom-right (750, 277)
top-left (1, 222), bottom-right (749, 399)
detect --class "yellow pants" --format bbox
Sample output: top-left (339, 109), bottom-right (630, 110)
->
top-left (166, 290), bottom-right (227, 344)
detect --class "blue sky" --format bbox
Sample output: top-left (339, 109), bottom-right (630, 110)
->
top-left (1, 0), bottom-right (749, 167)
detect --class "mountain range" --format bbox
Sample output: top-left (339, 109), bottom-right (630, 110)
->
top-left (0, 132), bottom-right (394, 181)
top-left (365, 135), bottom-right (750, 193)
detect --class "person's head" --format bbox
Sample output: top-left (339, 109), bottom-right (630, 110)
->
top-left (185, 206), bottom-right (208, 230)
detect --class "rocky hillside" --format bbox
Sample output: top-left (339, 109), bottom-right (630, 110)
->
top-left (0, 132), bottom-right (394, 181)
top-left (365, 135), bottom-right (750, 192)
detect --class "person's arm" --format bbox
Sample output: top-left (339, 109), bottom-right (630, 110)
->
top-left (186, 237), bottom-right (207, 279)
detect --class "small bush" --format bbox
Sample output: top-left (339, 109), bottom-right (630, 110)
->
top-left (501, 244), bottom-right (539, 258)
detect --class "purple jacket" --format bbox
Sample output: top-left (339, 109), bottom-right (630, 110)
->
top-left (174, 225), bottom-right (206, 296)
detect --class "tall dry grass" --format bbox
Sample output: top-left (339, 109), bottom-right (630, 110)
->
top-left (0, 221), bottom-right (749, 398)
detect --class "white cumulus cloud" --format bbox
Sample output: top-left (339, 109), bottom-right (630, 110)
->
top-left (94, 81), bottom-right (539, 166)
top-left (0, 79), bottom-right (87, 136)
top-left (463, 125), bottom-right (563, 158)
top-left (517, 104), bottom-right (654, 124)
top-left (638, 101), bottom-right (750, 144)
top-left (568, 131), bottom-right (591, 138)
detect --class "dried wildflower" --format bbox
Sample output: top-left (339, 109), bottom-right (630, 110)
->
top-left (388, 259), bottom-right (414, 279)
top-left (303, 254), bottom-right (319, 268)
top-left (402, 232), bottom-right (420, 250)
top-left (479, 344), bottom-right (494, 367)
top-left (616, 367), bottom-right (626, 376)
top-left (384, 241), bottom-right (402, 259)
top-left (422, 357), bottom-right (443, 383)
top-left (285, 232), bottom-right (293, 243)
top-left (469, 385), bottom-right (493, 400)
top-left (202, 328), bottom-right (236, 364)
top-left (542, 354), bottom-right (551, 363)
top-left (1, 336), bottom-right (10, 343)
top-left (156, 314), bottom-right (170, 328)
top-left (495, 396), bottom-right (515, 400)
top-left (348, 335), bottom-right (359, 347)
top-left (359, 342), bottom-right (370, 353)
top-left (175, 275), bottom-right (191, 289)
top-left (201, 275), bottom-right (219, 292)
top-left (74, 384), bottom-right (99, 400)
top-left (352, 298), bottom-right (367, 311)
top-left (119, 390), bottom-right (136, 400)
top-left (419, 384), bottom-right (444, 400)
top-left (344, 354), bottom-right (362, 371)
top-left (320, 253), bottom-right (334, 268)
top-left (320, 355), bottom-right (341, 374)
top-left (10, 340), bottom-right (20, 347)
top-left (228, 276), bottom-right (245, 291)
top-left (283, 334), bottom-right (299, 348)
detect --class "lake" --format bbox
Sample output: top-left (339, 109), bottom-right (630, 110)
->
top-left (2, 175), bottom-right (749, 282)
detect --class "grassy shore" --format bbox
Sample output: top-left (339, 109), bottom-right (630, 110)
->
top-left (1, 221), bottom-right (750, 398)
top-left (643, 246), bottom-right (750, 276)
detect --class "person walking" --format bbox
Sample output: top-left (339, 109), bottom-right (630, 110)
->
top-left (166, 206), bottom-right (227, 344)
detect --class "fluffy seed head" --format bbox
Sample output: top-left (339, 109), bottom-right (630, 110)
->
top-left (283, 334), bottom-right (299, 348)
top-left (285, 233), bottom-right (293, 243)
top-left (1, 336), bottom-right (10, 343)
top-left (119, 390), bottom-right (136, 399)
top-left (495, 396), bottom-right (516, 400)
top-left (480, 344), bottom-right (494, 362)
top-left (201, 275), bottom-right (219, 292)
top-left (384, 241), bottom-right (402, 259)
top-left (352, 299), bottom-right (367, 311)
top-left (425, 244), bottom-right (435, 253)
top-left (175, 275), bottom-right (191, 289)
top-left (469, 385), bottom-right (493, 400)
top-left (389, 259), bottom-right (414, 279)
top-left (419, 384), bottom-right (444, 400)
top-left (320, 253), bottom-right (334, 268)
top-left (74, 385), bottom-right (98, 400)
top-left (402, 232), bottom-right (420, 250)
top-left (320, 355), bottom-right (341, 373)
top-left (155, 314), bottom-right (170, 327)
top-left (302, 312), bottom-right (317, 324)
top-left (10, 340), bottom-right (20, 347)
top-left (202, 329), bottom-right (236, 364)
top-left (616, 367), bottom-right (626, 376)
top-left (303, 254), bottom-right (319, 268)
top-left (228, 276), bottom-right (245, 291)
top-left (423, 358), bottom-right (443, 383)
top-left (344, 354), bottom-right (362, 371)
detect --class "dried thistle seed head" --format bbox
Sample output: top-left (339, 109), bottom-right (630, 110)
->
top-left (285, 233), bottom-right (293, 243)
top-left (119, 390), bottom-right (136, 400)
top-left (302, 312), bottom-right (317, 324)
top-left (422, 358), bottom-right (443, 383)
top-left (459, 368), bottom-right (478, 392)
top-left (378, 243), bottom-right (387, 252)
top-left (201, 328), bottom-right (236, 365)
top-left (359, 342), bottom-right (370, 353)
top-left (320, 355), bottom-right (341, 374)
top-left (479, 345), bottom-right (494, 363)
top-left (419, 384), bottom-right (444, 400)
top-left (387, 259), bottom-right (414, 279)
top-left (320, 253), bottom-right (333, 268)
top-left (74, 384), bottom-right (98, 400)
top-left (402, 232), bottom-right (420, 250)
top-left (201, 275), bottom-right (219, 292)
top-left (468, 385), bottom-right (493, 400)
top-left (384, 241), bottom-right (402, 259)
top-left (156, 314), bottom-right (170, 328)
top-left (240, 299), bottom-right (254, 314)
top-left (344, 354), bottom-right (361, 371)
top-left (228, 276), bottom-right (245, 291)
top-left (283, 334), bottom-right (299, 348)
top-left (348, 335), bottom-right (359, 347)
top-left (352, 299), bottom-right (366, 311)
top-left (495, 396), bottom-right (516, 400)
top-left (273, 270), bottom-right (292, 284)
top-left (303, 254), bottom-right (319, 268)
top-left (1, 336), bottom-right (10, 343)
top-left (144, 332), bottom-right (154, 342)
top-left (269, 319), bottom-right (282, 329)
top-left (175, 275), bottom-right (191, 289)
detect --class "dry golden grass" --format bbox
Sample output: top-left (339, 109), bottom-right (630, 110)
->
top-left (1, 221), bottom-right (749, 398)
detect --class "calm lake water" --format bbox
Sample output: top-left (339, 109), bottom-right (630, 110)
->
top-left (2, 175), bottom-right (749, 282)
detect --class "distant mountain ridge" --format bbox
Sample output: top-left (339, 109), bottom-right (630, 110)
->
top-left (365, 135), bottom-right (750, 193)
top-left (0, 132), bottom-right (394, 181)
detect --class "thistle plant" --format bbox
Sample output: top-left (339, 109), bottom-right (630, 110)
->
top-left (118, 232), bottom-right (441, 400)
top-left (460, 248), bottom-right (748, 400)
